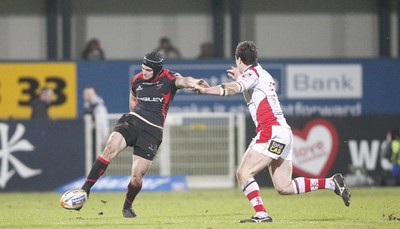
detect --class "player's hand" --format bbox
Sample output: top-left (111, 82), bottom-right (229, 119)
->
top-left (227, 66), bottom-right (240, 81)
top-left (186, 82), bottom-right (205, 94)
top-left (197, 79), bottom-right (210, 88)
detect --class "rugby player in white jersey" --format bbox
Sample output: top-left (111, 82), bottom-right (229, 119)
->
top-left (189, 41), bottom-right (351, 223)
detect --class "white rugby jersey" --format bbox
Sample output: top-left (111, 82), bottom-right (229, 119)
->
top-left (237, 64), bottom-right (290, 132)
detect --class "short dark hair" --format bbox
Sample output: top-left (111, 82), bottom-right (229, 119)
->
top-left (235, 41), bottom-right (258, 65)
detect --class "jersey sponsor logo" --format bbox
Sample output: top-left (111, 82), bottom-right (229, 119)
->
top-left (268, 140), bottom-right (286, 155)
top-left (138, 97), bottom-right (164, 102)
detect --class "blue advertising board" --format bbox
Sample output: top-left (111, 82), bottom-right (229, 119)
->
top-left (77, 59), bottom-right (400, 117)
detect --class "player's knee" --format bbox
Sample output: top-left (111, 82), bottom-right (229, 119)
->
top-left (131, 175), bottom-right (143, 186)
top-left (236, 168), bottom-right (244, 182)
top-left (275, 187), bottom-right (289, 195)
top-left (236, 168), bottom-right (252, 184)
top-left (100, 151), bottom-right (112, 161)
top-left (274, 184), bottom-right (292, 195)
top-left (235, 168), bottom-right (240, 177)
top-left (101, 144), bottom-right (118, 161)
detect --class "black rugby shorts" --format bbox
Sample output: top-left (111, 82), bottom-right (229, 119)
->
top-left (113, 114), bottom-right (163, 161)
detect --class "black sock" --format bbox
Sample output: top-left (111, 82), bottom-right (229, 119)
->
top-left (81, 156), bottom-right (109, 195)
top-left (123, 181), bottom-right (142, 209)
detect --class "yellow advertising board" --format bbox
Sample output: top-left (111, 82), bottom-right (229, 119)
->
top-left (0, 62), bottom-right (77, 119)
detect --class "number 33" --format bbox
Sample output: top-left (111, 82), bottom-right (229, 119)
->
top-left (18, 76), bottom-right (66, 106)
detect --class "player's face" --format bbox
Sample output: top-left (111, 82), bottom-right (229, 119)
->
top-left (142, 64), bottom-right (154, 80)
top-left (235, 56), bottom-right (244, 74)
top-left (235, 56), bottom-right (240, 67)
top-left (42, 90), bottom-right (54, 103)
top-left (83, 88), bottom-right (95, 102)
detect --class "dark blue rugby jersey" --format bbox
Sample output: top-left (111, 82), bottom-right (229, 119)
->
top-left (130, 69), bottom-right (179, 127)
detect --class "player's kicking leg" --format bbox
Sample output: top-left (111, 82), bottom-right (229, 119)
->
top-left (78, 132), bottom-right (127, 211)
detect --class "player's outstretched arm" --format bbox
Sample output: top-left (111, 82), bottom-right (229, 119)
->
top-left (188, 81), bottom-right (244, 96)
top-left (175, 76), bottom-right (210, 89)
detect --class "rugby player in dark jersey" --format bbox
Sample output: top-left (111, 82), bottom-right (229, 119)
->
top-left (79, 51), bottom-right (210, 217)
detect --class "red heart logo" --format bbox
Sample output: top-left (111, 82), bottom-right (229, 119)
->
top-left (292, 119), bottom-right (339, 177)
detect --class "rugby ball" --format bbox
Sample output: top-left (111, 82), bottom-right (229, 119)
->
top-left (60, 188), bottom-right (87, 210)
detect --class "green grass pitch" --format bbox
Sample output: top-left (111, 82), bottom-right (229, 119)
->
top-left (1, 187), bottom-right (399, 228)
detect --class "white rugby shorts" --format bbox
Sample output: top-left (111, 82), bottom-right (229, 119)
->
top-left (249, 125), bottom-right (293, 160)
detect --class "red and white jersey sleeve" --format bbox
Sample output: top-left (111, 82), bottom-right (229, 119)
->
top-left (237, 64), bottom-right (290, 132)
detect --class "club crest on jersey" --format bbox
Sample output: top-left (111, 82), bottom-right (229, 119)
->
top-left (156, 83), bottom-right (164, 90)
top-left (268, 140), bottom-right (286, 155)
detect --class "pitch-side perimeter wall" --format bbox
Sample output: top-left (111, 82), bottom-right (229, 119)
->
top-left (0, 116), bottom-right (398, 191)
